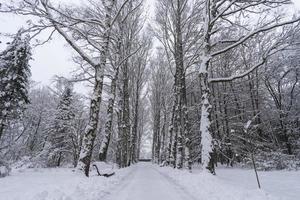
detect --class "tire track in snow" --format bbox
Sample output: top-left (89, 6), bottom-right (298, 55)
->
top-left (153, 166), bottom-right (199, 200)
top-left (100, 166), bottom-right (137, 200)
top-left (103, 163), bottom-right (199, 200)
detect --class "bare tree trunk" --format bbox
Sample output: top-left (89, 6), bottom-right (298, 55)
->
top-left (136, 109), bottom-right (144, 161)
top-left (77, 0), bottom-right (113, 176)
top-left (131, 83), bottom-right (140, 163)
top-left (171, 132), bottom-right (178, 168)
top-left (77, 67), bottom-right (105, 176)
top-left (199, 71), bottom-right (215, 174)
top-left (171, 80), bottom-right (179, 168)
top-left (221, 83), bottom-right (232, 166)
top-left (0, 117), bottom-right (7, 142)
top-left (116, 90), bottom-right (123, 167)
top-left (121, 60), bottom-right (131, 167)
top-left (153, 107), bottom-right (161, 164)
top-left (160, 98), bottom-right (168, 163)
top-left (173, 0), bottom-right (186, 169)
top-left (182, 75), bottom-right (191, 170)
top-left (167, 103), bottom-right (175, 165)
top-left (98, 67), bottom-right (119, 162)
top-left (198, 0), bottom-right (216, 174)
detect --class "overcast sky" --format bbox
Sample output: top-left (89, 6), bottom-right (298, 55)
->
top-left (0, 0), bottom-right (299, 87)
top-left (0, 0), bottom-right (155, 89)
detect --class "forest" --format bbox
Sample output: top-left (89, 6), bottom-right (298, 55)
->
top-left (0, 0), bottom-right (299, 200)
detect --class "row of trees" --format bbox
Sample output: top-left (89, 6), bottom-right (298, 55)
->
top-left (0, 0), bottom-right (299, 177)
top-left (149, 0), bottom-right (300, 173)
top-left (0, 0), bottom-right (150, 176)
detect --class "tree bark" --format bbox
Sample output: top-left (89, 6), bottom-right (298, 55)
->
top-left (0, 121), bottom-right (5, 143)
top-left (131, 83), bottom-right (140, 163)
top-left (199, 71), bottom-right (215, 174)
top-left (98, 67), bottom-right (119, 162)
top-left (167, 103), bottom-right (175, 166)
top-left (77, 0), bottom-right (113, 176)
top-left (77, 67), bottom-right (105, 176)
top-left (121, 60), bottom-right (131, 167)
top-left (173, 0), bottom-right (186, 169)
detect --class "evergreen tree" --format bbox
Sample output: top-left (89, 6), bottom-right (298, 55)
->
top-left (47, 84), bottom-right (76, 167)
top-left (0, 30), bottom-right (31, 141)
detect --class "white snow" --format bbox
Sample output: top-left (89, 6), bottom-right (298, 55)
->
top-left (1, 163), bottom-right (299, 200)
top-left (157, 165), bottom-right (278, 200)
top-left (245, 120), bottom-right (252, 130)
top-left (0, 165), bottom-right (132, 200)
top-left (217, 167), bottom-right (300, 200)
top-left (105, 162), bottom-right (196, 200)
top-left (104, 163), bottom-right (299, 200)
top-left (199, 55), bottom-right (210, 73)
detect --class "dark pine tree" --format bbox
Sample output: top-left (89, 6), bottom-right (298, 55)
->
top-left (0, 30), bottom-right (31, 141)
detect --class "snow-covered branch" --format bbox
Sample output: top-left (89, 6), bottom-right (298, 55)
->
top-left (211, 17), bottom-right (300, 57)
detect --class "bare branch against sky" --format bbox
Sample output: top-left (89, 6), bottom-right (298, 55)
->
top-left (0, 0), bottom-right (299, 86)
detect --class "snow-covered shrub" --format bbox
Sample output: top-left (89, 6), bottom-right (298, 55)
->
top-left (12, 156), bottom-right (47, 170)
top-left (0, 160), bottom-right (11, 177)
top-left (243, 152), bottom-right (300, 171)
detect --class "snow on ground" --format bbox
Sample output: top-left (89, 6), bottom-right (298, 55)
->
top-left (217, 167), bottom-right (300, 200)
top-left (105, 162), bottom-right (196, 200)
top-left (0, 163), bottom-right (133, 200)
top-left (157, 165), bottom-right (278, 200)
top-left (106, 163), bottom-right (299, 200)
top-left (1, 162), bottom-right (299, 200)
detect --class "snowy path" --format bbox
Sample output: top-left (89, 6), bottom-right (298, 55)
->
top-left (105, 163), bottom-right (197, 200)
top-left (1, 163), bottom-right (298, 200)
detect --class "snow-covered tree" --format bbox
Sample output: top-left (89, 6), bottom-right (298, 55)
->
top-left (192, 0), bottom-right (300, 174)
top-left (0, 30), bottom-right (31, 141)
top-left (47, 84), bottom-right (75, 167)
top-left (153, 0), bottom-right (202, 170)
top-left (1, 0), bottom-right (299, 176)
top-left (149, 48), bottom-right (173, 165)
